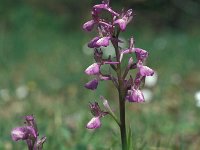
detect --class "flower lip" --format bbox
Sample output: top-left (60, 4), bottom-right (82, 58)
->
top-left (84, 79), bottom-right (99, 90)
top-left (137, 60), bottom-right (154, 76)
top-left (88, 37), bottom-right (101, 48)
top-left (96, 36), bottom-right (111, 47)
top-left (11, 127), bottom-right (26, 141)
top-left (11, 126), bottom-right (37, 141)
top-left (83, 20), bottom-right (96, 32)
top-left (86, 117), bottom-right (101, 129)
top-left (85, 63), bottom-right (100, 75)
top-left (126, 88), bottom-right (145, 103)
top-left (138, 65), bottom-right (154, 76)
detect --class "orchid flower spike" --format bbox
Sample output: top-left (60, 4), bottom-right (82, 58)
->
top-left (11, 115), bottom-right (46, 150)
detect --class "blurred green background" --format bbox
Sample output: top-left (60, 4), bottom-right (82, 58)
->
top-left (0, 0), bottom-right (200, 149)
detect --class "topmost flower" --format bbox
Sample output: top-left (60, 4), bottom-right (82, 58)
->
top-left (113, 9), bottom-right (133, 31)
top-left (93, 0), bottom-right (119, 17)
top-left (83, 0), bottom-right (132, 33)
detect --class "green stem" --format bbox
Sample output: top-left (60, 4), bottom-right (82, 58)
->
top-left (119, 95), bottom-right (127, 150)
top-left (118, 73), bottom-right (127, 150)
top-left (112, 29), bottom-right (127, 150)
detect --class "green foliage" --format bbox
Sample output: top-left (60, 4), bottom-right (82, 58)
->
top-left (0, 0), bottom-right (200, 149)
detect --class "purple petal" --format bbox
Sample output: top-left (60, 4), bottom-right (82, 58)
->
top-left (126, 89), bottom-right (145, 103)
top-left (84, 79), bottom-right (99, 90)
top-left (114, 19), bottom-right (126, 31)
top-left (93, 2), bottom-right (108, 9)
top-left (135, 48), bottom-right (148, 61)
top-left (83, 20), bottom-right (95, 31)
top-left (24, 115), bottom-right (34, 121)
top-left (86, 117), bottom-right (101, 129)
top-left (139, 65), bottom-right (154, 76)
top-left (93, 1), bottom-right (119, 17)
top-left (114, 9), bottom-right (133, 31)
top-left (85, 63), bottom-right (100, 75)
top-left (11, 127), bottom-right (26, 141)
top-left (96, 37), bottom-right (110, 47)
top-left (88, 37), bottom-right (101, 48)
top-left (11, 126), bottom-right (36, 141)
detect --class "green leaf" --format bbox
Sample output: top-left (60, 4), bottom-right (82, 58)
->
top-left (127, 125), bottom-right (133, 150)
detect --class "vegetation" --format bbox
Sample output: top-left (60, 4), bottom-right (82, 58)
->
top-left (0, 0), bottom-right (200, 149)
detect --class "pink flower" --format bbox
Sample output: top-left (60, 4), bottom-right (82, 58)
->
top-left (114, 9), bottom-right (133, 31)
top-left (137, 60), bottom-right (154, 76)
top-left (135, 48), bottom-right (148, 61)
top-left (83, 20), bottom-right (96, 31)
top-left (84, 79), bottom-right (99, 90)
top-left (86, 117), bottom-right (101, 129)
top-left (139, 65), bottom-right (154, 76)
top-left (86, 102), bottom-right (108, 129)
top-left (126, 89), bottom-right (145, 103)
top-left (85, 63), bottom-right (100, 75)
top-left (92, 0), bottom-right (119, 17)
top-left (96, 36), bottom-right (111, 47)
top-left (11, 115), bottom-right (46, 150)
top-left (11, 126), bottom-right (36, 141)
top-left (88, 37), bottom-right (101, 48)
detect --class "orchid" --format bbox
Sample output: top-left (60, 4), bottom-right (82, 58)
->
top-left (11, 115), bottom-right (46, 150)
top-left (86, 102), bottom-right (108, 129)
top-left (83, 0), bottom-right (154, 149)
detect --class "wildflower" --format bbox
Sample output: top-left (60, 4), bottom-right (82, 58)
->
top-left (92, 0), bottom-right (119, 17)
top-left (83, 20), bottom-right (96, 31)
top-left (135, 48), bottom-right (148, 62)
top-left (85, 63), bottom-right (100, 75)
top-left (11, 115), bottom-right (46, 150)
top-left (126, 88), bottom-right (144, 103)
top-left (11, 126), bottom-right (36, 141)
top-left (83, 0), bottom-right (155, 149)
top-left (86, 102), bottom-right (108, 129)
top-left (88, 37), bottom-right (101, 48)
top-left (137, 60), bottom-right (154, 76)
top-left (86, 117), bottom-right (101, 129)
top-left (96, 36), bottom-right (111, 47)
top-left (114, 9), bottom-right (133, 31)
top-left (84, 79), bottom-right (99, 90)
